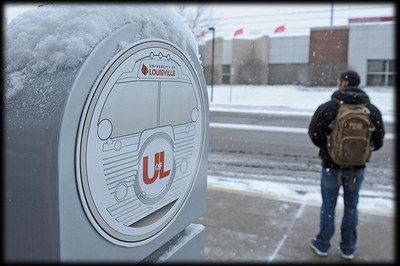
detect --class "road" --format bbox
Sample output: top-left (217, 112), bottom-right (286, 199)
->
top-left (208, 110), bottom-right (395, 191)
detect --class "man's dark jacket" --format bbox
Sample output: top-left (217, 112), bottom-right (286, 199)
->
top-left (308, 87), bottom-right (385, 169)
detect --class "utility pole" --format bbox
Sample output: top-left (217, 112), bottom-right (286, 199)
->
top-left (208, 27), bottom-right (215, 102)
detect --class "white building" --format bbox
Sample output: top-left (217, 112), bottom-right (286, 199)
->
top-left (200, 16), bottom-right (395, 87)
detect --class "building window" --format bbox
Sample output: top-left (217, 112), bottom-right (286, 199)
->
top-left (222, 65), bottom-right (231, 84)
top-left (366, 59), bottom-right (395, 86)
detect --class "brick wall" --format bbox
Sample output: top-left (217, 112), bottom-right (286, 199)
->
top-left (309, 27), bottom-right (349, 64)
top-left (308, 27), bottom-right (349, 86)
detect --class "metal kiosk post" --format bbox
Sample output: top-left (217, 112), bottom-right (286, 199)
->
top-left (5, 10), bottom-right (209, 263)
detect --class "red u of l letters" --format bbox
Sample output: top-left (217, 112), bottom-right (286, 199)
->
top-left (143, 151), bottom-right (171, 185)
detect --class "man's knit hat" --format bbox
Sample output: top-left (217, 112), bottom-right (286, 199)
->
top-left (339, 70), bottom-right (360, 86)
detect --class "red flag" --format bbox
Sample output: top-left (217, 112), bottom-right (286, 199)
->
top-left (197, 31), bottom-right (205, 38)
top-left (233, 27), bottom-right (243, 37)
top-left (274, 25), bottom-right (285, 33)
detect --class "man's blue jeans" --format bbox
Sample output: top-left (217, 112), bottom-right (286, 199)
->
top-left (313, 167), bottom-right (364, 255)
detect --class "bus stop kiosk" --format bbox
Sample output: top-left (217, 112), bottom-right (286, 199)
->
top-left (5, 6), bottom-right (208, 263)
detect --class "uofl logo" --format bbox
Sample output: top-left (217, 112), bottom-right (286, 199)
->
top-left (143, 151), bottom-right (171, 185)
top-left (141, 64), bottom-right (149, 75)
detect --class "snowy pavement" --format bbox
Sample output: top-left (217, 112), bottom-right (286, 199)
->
top-left (207, 175), bottom-right (394, 217)
top-left (202, 93), bottom-right (395, 262)
top-left (197, 188), bottom-right (394, 262)
top-left (205, 85), bottom-right (395, 217)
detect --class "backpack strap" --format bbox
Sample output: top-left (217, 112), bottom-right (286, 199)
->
top-left (337, 167), bottom-right (343, 186)
top-left (337, 166), bottom-right (357, 191)
top-left (334, 97), bottom-right (369, 107)
top-left (333, 98), bottom-right (342, 105)
top-left (328, 98), bottom-right (342, 130)
top-left (346, 167), bottom-right (357, 192)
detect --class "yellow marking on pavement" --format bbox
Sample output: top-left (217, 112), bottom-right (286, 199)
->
top-left (207, 184), bottom-right (394, 218)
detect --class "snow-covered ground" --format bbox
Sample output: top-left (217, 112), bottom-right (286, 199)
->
top-left (207, 84), bottom-right (395, 216)
top-left (208, 84), bottom-right (394, 122)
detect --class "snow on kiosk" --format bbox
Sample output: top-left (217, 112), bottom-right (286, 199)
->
top-left (5, 5), bottom-right (208, 263)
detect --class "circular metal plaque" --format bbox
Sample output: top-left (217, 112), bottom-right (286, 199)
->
top-left (76, 39), bottom-right (205, 246)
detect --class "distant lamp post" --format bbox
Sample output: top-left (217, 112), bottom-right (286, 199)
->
top-left (208, 27), bottom-right (215, 102)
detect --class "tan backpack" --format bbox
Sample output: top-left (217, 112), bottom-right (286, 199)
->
top-left (327, 100), bottom-right (375, 166)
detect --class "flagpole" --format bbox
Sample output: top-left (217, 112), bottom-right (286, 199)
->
top-left (208, 27), bottom-right (215, 103)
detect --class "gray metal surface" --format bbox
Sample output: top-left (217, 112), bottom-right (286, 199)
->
top-left (5, 20), bottom-right (208, 263)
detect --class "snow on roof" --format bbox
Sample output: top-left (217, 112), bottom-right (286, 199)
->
top-left (5, 4), bottom-right (199, 98)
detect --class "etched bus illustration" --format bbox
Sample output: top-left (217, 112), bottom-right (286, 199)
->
top-left (95, 52), bottom-right (201, 229)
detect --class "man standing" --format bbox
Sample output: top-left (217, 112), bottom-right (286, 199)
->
top-left (308, 70), bottom-right (385, 260)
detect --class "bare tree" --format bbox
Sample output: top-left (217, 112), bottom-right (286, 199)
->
top-left (238, 60), bottom-right (265, 85)
top-left (175, 3), bottom-right (216, 38)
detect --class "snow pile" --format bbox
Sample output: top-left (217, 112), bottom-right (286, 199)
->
top-left (156, 224), bottom-right (205, 262)
top-left (208, 85), bottom-right (394, 122)
top-left (207, 175), bottom-right (394, 216)
top-left (5, 4), bottom-right (198, 98)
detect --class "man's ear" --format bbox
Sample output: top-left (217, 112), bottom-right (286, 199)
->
top-left (340, 80), bottom-right (348, 88)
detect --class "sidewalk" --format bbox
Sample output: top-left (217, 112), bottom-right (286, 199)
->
top-left (196, 186), bottom-right (395, 263)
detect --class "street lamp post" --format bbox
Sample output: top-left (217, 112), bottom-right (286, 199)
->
top-left (208, 27), bottom-right (215, 102)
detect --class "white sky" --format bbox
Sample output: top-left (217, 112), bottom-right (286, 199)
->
top-left (204, 3), bottom-right (395, 40)
top-left (5, 3), bottom-right (395, 40)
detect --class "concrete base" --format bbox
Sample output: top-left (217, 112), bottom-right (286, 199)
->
top-left (143, 224), bottom-right (205, 263)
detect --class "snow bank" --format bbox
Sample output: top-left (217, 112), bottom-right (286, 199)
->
top-left (5, 4), bottom-right (198, 98)
top-left (207, 175), bottom-right (394, 217)
top-left (156, 224), bottom-right (205, 262)
top-left (207, 85), bottom-right (395, 122)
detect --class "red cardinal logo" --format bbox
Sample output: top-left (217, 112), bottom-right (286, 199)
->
top-left (141, 64), bottom-right (149, 75)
